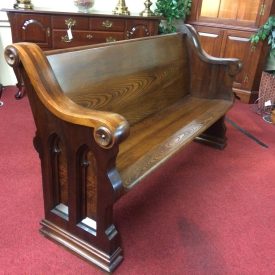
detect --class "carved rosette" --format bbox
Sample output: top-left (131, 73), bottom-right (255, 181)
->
top-left (4, 46), bottom-right (20, 68)
top-left (94, 126), bottom-right (113, 148)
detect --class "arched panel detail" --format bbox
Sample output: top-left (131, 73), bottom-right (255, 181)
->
top-left (127, 24), bottom-right (150, 39)
top-left (48, 134), bottom-right (69, 220)
top-left (76, 145), bottom-right (98, 235)
top-left (21, 19), bottom-right (50, 45)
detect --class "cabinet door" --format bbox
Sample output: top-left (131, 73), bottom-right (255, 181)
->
top-left (197, 0), bottom-right (264, 27)
top-left (193, 25), bottom-right (262, 93)
top-left (221, 30), bottom-right (261, 90)
top-left (194, 25), bottom-right (224, 57)
top-left (14, 14), bottom-right (52, 48)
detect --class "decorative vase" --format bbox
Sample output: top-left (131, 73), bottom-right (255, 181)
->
top-left (140, 0), bottom-right (154, 17)
top-left (113, 0), bottom-right (130, 15)
top-left (14, 0), bottom-right (33, 9)
top-left (74, 0), bottom-right (95, 13)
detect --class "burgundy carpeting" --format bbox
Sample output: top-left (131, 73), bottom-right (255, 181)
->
top-left (0, 86), bottom-right (275, 274)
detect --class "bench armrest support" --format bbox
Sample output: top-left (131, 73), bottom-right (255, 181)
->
top-left (5, 43), bottom-right (130, 149)
top-left (180, 24), bottom-right (242, 100)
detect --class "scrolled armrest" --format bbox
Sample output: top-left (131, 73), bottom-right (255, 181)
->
top-left (178, 24), bottom-right (242, 100)
top-left (61, 102), bottom-right (130, 149)
top-left (93, 117), bottom-right (130, 148)
top-left (5, 43), bottom-right (130, 149)
top-left (180, 24), bottom-right (242, 76)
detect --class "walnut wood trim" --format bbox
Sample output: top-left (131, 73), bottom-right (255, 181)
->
top-left (4, 43), bottom-right (129, 148)
top-left (183, 24), bottom-right (242, 75)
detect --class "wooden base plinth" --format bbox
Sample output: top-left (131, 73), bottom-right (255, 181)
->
top-left (195, 134), bottom-right (226, 150)
top-left (233, 88), bottom-right (258, 104)
top-left (40, 219), bottom-right (123, 272)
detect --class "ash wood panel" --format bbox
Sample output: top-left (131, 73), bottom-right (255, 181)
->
top-left (84, 150), bottom-right (98, 218)
top-left (55, 137), bottom-right (68, 205)
top-left (47, 34), bottom-right (188, 94)
top-left (66, 63), bottom-right (189, 125)
top-left (76, 146), bottom-right (98, 220)
top-left (47, 34), bottom-right (190, 125)
top-left (117, 96), bottom-right (232, 189)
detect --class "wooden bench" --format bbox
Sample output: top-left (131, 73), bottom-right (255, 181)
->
top-left (5, 24), bottom-right (241, 272)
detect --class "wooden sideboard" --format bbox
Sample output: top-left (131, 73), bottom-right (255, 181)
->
top-left (4, 9), bottom-right (161, 98)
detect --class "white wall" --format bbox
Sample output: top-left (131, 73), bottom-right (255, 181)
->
top-left (0, 0), bottom-right (15, 85)
top-left (0, 0), bottom-right (156, 85)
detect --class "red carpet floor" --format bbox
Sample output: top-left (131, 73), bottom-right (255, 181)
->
top-left (0, 86), bottom-right (275, 274)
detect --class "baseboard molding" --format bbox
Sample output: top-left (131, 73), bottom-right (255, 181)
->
top-left (0, 11), bottom-right (10, 27)
top-left (233, 88), bottom-right (258, 104)
top-left (0, 20), bottom-right (10, 28)
top-left (40, 219), bottom-right (123, 272)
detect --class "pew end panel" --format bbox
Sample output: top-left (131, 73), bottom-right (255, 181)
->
top-left (5, 25), bottom-right (241, 272)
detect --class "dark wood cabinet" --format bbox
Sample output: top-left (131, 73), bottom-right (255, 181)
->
top-left (4, 9), bottom-right (160, 97)
top-left (8, 13), bottom-right (51, 49)
top-left (6, 9), bottom-right (160, 49)
top-left (188, 0), bottom-right (275, 103)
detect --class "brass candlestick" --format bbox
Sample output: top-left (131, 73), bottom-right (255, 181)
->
top-left (14, 0), bottom-right (33, 9)
top-left (140, 0), bottom-right (155, 17)
top-left (113, 0), bottom-right (130, 15)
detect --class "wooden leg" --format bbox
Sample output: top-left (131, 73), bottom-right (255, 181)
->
top-left (15, 82), bottom-right (25, 99)
top-left (13, 66), bottom-right (25, 99)
top-left (195, 116), bottom-right (227, 149)
top-left (15, 88), bottom-right (24, 99)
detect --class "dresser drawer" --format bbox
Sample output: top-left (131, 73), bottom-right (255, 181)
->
top-left (88, 31), bottom-right (125, 44)
top-left (52, 16), bottom-right (89, 30)
top-left (52, 30), bottom-right (95, 48)
top-left (90, 18), bottom-right (125, 31)
top-left (52, 30), bottom-right (125, 48)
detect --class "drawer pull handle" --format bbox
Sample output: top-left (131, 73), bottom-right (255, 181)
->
top-left (250, 45), bottom-right (256, 52)
top-left (46, 27), bottom-right (51, 37)
top-left (102, 20), bottom-right (113, 28)
top-left (65, 18), bottom-right (76, 28)
top-left (259, 4), bottom-right (266, 16)
top-left (106, 36), bottom-right (116, 42)
top-left (244, 74), bottom-right (249, 83)
top-left (61, 35), bottom-right (72, 43)
top-left (86, 34), bottom-right (93, 39)
top-left (62, 18), bottom-right (75, 43)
